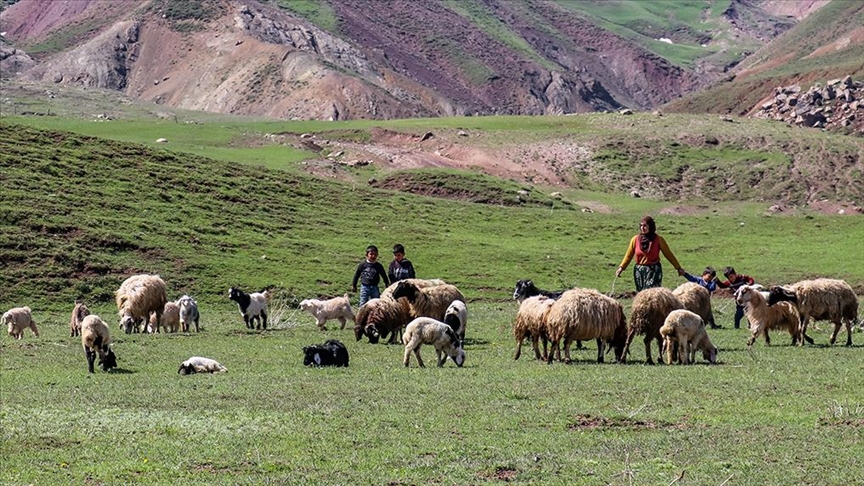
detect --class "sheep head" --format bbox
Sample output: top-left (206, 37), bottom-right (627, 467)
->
top-left (120, 313), bottom-right (137, 334)
top-left (513, 279), bottom-right (535, 301)
top-left (767, 286), bottom-right (797, 306)
top-left (178, 362), bottom-right (196, 375)
top-left (702, 345), bottom-right (718, 365)
top-left (391, 281), bottom-right (418, 302)
top-left (99, 348), bottom-right (118, 371)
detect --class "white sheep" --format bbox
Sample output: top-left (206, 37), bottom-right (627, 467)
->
top-left (735, 285), bottom-right (803, 346)
top-left (116, 274), bottom-right (168, 334)
top-left (178, 356), bottom-right (228, 374)
top-left (70, 302), bottom-right (90, 337)
top-left (299, 293), bottom-right (355, 330)
top-left (80, 315), bottom-right (117, 373)
top-left (624, 287), bottom-right (683, 364)
top-left (545, 288), bottom-right (628, 364)
top-left (443, 299), bottom-right (468, 343)
top-left (3, 306), bottom-right (39, 340)
top-left (659, 309), bottom-right (718, 365)
top-left (391, 280), bottom-right (465, 322)
top-left (673, 282), bottom-right (716, 328)
top-left (176, 295), bottom-right (200, 332)
top-left (768, 278), bottom-right (858, 346)
top-left (228, 287), bottom-right (269, 330)
top-left (513, 295), bottom-right (554, 361)
top-left (149, 302), bottom-right (181, 333)
top-left (402, 317), bottom-right (465, 368)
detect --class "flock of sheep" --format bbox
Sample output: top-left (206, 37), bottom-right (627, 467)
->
top-left (2, 272), bottom-right (859, 372)
top-left (512, 277), bottom-right (859, 365)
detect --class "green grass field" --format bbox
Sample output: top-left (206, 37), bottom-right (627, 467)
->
top-left (2, 302), bottom-right (862, 485)
top-left (1, 107), bottom-right (863, 485)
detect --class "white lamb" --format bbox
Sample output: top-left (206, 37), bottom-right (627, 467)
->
top-left (299, 294), bottom-right (355, 330)
top-left (178, 356), bottom-right (228, 375)
top-left (402, 317), bottom-right (466, 368)
top-left (659, 309), bottom-right (718, 365)
top-left (3, 306), bottom-right (39, 340)
top-left (176, 295), bottom-right (200, 332)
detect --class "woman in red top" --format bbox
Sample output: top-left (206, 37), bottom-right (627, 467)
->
top-left (615, 216), bottom-right (684, 291)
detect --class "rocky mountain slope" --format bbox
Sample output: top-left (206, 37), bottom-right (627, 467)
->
top-left (0, 0), bottom-right (821, 120)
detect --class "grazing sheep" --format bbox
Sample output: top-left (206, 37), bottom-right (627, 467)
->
top-left (673, 282), bottom-right (716, 328)
top-left (354, 279), bottom-right (450, 344)
top-left (391, 280), bottom-right (465, 322)
top-left (512, 279), bottom-right (565, 302)
top-left (228, 287), bottom-right (269, 330)
top-left (177, 295), bottom-right (200, 332)
top-left (116, 274), bottom-right (168, 334)
top-left (80, 315), bottom-right (117, 373)
top-left (735, 285), bottom-right (804, 346)
top-left (149, 302), bottom-right (181, 333)
top-left (402, 317), bottom-right (465, 368)
top-left (178, 356), bottom-right (227, 375)
top-left (513, 295), bottom-right (555, 361)
top-left (3, 306), bottom-right (39, 340)
top-left (767, 278), bottom-right (858, 346)
top-left (299, 294), bottom-right (355, 330)
top-left (303, 339), bottom-right (350, 367)
top-left (545, 288), bottom-right (628, 364)
top-left (624, 287), bottom-right (683, 365)
top-left (443, 300), bottom-right (468, 343)
top-left (659, 309), bottom-right (717, 365)
top-left (70, 302), bottom-right (90, 337)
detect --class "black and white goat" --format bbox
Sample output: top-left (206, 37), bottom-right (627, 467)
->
top-left (228, 287), bottom-right (269, 330)
top-left (303, 339), bottom-right (350, 367)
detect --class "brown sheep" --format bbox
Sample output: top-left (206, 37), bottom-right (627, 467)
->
top-left (353, 297), bottom-right (411, 344)
top-left (624, 287), bottom-right (683, 365)
top-left (513, 295), bottom-right (555, 361)
top-left (767, 278), bottom-right (858, 346)
top-left (81, 315), bottom-right (118, 373)
top-left (70, 302), bottom-right (90, 337)
top-left (149, 302), bottom-right (181, 333)
top-left (673, 282), bottom-right (716, 328)
top-left (3, 306), bottom-right (39, 340)
top-left (545, 288), bottom-right (628, 364)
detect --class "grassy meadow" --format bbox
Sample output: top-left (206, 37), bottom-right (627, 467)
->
top-left (1, 105), bottom-right (863, 485)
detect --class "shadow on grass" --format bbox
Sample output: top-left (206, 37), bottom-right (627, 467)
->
top-left (107, 368), bottom-right (135, 374)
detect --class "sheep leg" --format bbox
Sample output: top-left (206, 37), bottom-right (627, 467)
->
top-left (844, 319), bottom-right (853, 346)
top-left (664, 337), bottom-right (675, 365)
top-left (828, 319), bottom-right (842, 346)
top-left (529, 335), bottom-right (541, 360)
top-left (85, 347), bottom-right (96, 373)
top-left (29, 322), bottom-right (39, 337)
top-left (595, 338), bottom-right (605, 364)
top-left (562, 337), bottom-right (574, 364)
top-left (622, 329), bottom-right (638, 364)
top-left (764, 329), bottom-right (770, 346)
top-left (643, 335), bottom-right (655, 365)
top-left (541, 336), bottom-right (549, 361)
top-left (261, 312), bottom-right (268, 330)
top-left (681, 340), bottom-right (691, 365)
top-left (338, 317), bottom-right (347, 330)
top-left (436, 349), bottom-right (446, 367)
top-left (413, 346), bottom-right (425, 368)
top-left (514, 337), bottom-right (524, 360)
top-left (546, 340), bottom-right (558, 364)
top-left (317, 318), bottom-right (327, 331)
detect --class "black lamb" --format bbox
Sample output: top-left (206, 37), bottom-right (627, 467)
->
top-left (303, 339), bottom-right (350, 367)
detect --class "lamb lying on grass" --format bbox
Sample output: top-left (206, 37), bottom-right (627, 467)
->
top-left (178, 357), bottom-right (228, 375)
top-left (303, 339), bottom-right (350, 367)
top-left (299, 294), bottom-right (355, 330)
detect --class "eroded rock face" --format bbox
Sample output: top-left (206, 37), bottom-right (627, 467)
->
top-left (752, 76), bottom-right (863, 132)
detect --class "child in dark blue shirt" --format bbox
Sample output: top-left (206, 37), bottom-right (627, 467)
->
top-left (352, 245), bottom-right (390, 307)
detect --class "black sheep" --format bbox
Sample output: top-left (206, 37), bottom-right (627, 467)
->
top-left (303, 339), bottom-right (350, 367)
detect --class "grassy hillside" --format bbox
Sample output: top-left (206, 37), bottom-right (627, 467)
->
top-left (1, 120), bottom-right (862, 314)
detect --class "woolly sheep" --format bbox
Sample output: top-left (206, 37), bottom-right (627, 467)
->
top-left (70, 302), bottom-right (90, 337)
top-left (391, 280), bottom-right (465, 322)
top-left (177, 295), bottom-right (200, 332)
top-left (443, 299), bottom-right (468, 343)
top-left (402, 317), bottom-right (465, 368)
top-left (659, 309), bottom-right (718, 365)
top-left (3, 306), bottom-right (39, 340)
top-left (354, 279), bottom-right (449, 344)
top-left (735, 285), bottom-right (804, 346)
top-left (228, 287), bottom-right (269, 330)
top-left (513, 295), bottom-right (554, 361)
top-left (545, 288), bottom-right (628, 364)
top-left (116, 274), bottom-right (168, 334)
top-left (299, 294), bottom-right (355, 330)
top-left (673, 282), bottom-right (715, 328)
top-left (178, 356), bottom-right (227, 374)
top-left (767, 278), bottom-right (858, 346)
top-left (624, 287), bottom-right (683, 365)
top-left (149, 302), bottom-right (181, 333)
top-left (80, 315), bottom-right (117, 373)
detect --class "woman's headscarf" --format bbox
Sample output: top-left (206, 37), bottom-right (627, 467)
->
top-left (638, 216), bottom-right (656, 252)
